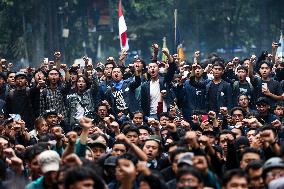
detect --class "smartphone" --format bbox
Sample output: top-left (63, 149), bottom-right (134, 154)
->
top-left (262, 83), bottom-right (268, 90)
top-left (201, 115), bottom-right (209, 122)
top-left (44, 58), bottom-right (48, 64)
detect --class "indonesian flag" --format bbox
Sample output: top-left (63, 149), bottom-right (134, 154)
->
top-left (118, 0), bottom-right (129, 51)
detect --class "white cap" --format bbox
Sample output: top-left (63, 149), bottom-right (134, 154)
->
top-left (38, 150), bottom-right (60, 174)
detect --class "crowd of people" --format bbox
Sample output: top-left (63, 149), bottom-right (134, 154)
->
top-left (0, 42), bottom-right (284, 189)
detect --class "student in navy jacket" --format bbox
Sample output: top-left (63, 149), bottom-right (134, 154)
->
top-left (205, 60), bottom-right (233, 112)
top-left (140, 49), bottom-right (176, 118)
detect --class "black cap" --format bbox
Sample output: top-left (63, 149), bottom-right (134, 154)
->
top-left (43, 109), bottom-right (58, 118)
top-left (104, 156), bottom-right (117, 167)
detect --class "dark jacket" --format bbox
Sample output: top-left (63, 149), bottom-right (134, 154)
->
top-left (104, 75), bottom-right (141, 116)
top-left (6, 88), bottom-right (35, 130)
top-left (66, 75), bottom-right (100, 128)
top-left (205, 79), bottom-right (233, 112)
top-left (177, 77), bottom-right (210, 121)
top-left (140, 63), bottom-right (176, 117)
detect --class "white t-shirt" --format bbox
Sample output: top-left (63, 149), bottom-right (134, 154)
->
top-left (150, 79), bottom-right (160, 115)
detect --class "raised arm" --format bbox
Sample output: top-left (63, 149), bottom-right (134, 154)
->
top-left (151, 44), bottom-right (159, 63)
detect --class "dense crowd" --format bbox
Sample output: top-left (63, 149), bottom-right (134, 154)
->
top-left (0, 43), bottom-right (284, 189)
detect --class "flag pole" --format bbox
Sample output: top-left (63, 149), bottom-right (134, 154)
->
top-left (174, 9), bottom-right (177, 48)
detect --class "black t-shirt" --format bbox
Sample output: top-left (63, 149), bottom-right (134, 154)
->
top-left (251, 77), bottom-right (283, 106)
top-left (208, 82), bottom-right (220, 112)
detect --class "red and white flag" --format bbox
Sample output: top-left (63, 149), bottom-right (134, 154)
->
top-left (118, 0), bottom-right (129, 51)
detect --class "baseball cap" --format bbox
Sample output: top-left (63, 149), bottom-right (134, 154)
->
top-left (38, 150), bottom-right (60, 173)
top-left (43, 109), bottom-right (58, 118)
top-left (146, 135), bottom-right (162, 144)
top-left (177, 152), bottom-right (194, 167)
top-left (15, 72), bottom-right (27, 79)
top-left (263, 157), bottom-right (284, 174)
top-left (104, 156), bottom-right (117, 167)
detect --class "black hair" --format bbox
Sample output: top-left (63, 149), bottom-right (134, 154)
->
top-left (116, 153), bottom-right (138, 165)
top-left (230, 107), bottom-right (246, 117)
top-left (76, 75), bottom-right (91, 90)
top-left (219, 130), bottom-right (236, 140)
top-left (24, 144), bottom-right (46, 163)
top-left (246, 128), bottom-right (259, 135)
top-left (64, 166), bottom-right (105, 189)
top-left (122, 125), bottom-right (140, 135)
top-left (47, 68), bottom-right (61, 77)
top-left (259, 125), bottom-right (277, 137)
top-left (272, 102), bottom-right (284, 110)
top-left (138, 125), bottom-right (153, 135)
top-left (176, 167), bottom-right (203, 184)
top-left (245, 160), bottom-right (264, 173)
top-left (258, 60), bottom-right (272, 70)
top-left (46, 68), bottom-right (62, 86)
top-left (7, 71), bottom-right (16, 77)
top-left (240, 147), bottom-right (261, 161)
top-left (129, 111), bottom-right (144, 120)
top-left (241, 58), bottom-right (250, 65)
top-left (90, 133), bottom-right (109, 146)
top-left (142, 138), bottom-right (163, 154)
top-left (237, 93), bottom-right (250, 103)
top-left (33, 69), bottom-right (47, 78)
top-left (169, 147), bottom-right (189, 163)
top-left (236, 65), bottom-right (248, 73)
top-left (158, 112), bottom-right (169, 120)
top-left (139, 172), bottom-right (168, 189)
top-left (222, 169), bottom-right (248, 187)
top-left (212, 58), bottom-right (225, 70)
top-left (104, 61), bottom-right (116, 68)
top-left (112, 141), bottom-right (129, 151)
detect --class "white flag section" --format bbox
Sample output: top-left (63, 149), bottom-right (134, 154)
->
top-left (276, 32), bottom-right (284, 58)
top-left (118, 0), bottom-right (129, 51)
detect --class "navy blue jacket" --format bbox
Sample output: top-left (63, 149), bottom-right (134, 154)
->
top-left (205, 80), bottom-right (233, 112)
top-left (177, 77), bottom-right (210, 121)
top-left (140, 63), bottom-right (176, 117)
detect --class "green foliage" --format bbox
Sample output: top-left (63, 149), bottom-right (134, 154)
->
top-left (0, 0), bottom-right (284, 65)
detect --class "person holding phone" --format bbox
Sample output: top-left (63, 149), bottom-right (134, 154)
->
top-left (249, 60), bottom-right (283, 106)
top-left (6, 72), bottom-right (35, 130)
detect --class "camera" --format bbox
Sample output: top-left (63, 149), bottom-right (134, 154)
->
top-left (276, 43), bottom-right (282, 47)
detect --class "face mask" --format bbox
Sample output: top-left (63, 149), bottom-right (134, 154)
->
top-left (159, 67), bottom-right (166, 74)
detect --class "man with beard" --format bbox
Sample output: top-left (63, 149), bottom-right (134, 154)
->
top-left (40, 69), bottom-right (68, 121)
